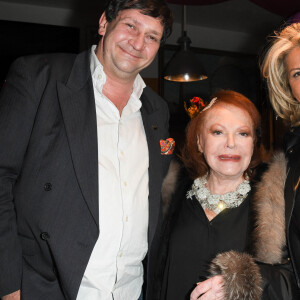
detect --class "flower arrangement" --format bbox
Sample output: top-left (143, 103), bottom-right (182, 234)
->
top-left (184, 96), bottom-right (205, 119)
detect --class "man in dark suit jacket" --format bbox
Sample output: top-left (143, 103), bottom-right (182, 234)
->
top-left (0, 0), bottom-right (173, 299)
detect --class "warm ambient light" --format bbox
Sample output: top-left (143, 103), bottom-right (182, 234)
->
top-left (164, 73), bottom-right (208, 82)
top-left (163, 5), bottom-right (208, 83)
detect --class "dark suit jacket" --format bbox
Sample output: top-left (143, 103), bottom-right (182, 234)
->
top-left (0, 50), bottom-right (171, 299)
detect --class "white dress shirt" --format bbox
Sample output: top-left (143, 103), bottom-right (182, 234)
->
top-left (76, 46), bottom-right (149, 300)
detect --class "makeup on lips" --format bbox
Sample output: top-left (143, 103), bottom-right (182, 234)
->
top-left (218, 155), bottom-right (241, 161)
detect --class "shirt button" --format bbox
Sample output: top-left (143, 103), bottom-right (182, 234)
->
top-left (124, 181), bottom-right (127, 187)
top-left (119, 252), bottom-right (123, 257)
top-left (98, 74), bottom-right (102, 80)
top-left (44, 183), bottom-right (52, 191)
top-left (126, 216), bottom-right (128, 222)
top-left (40, 232), bottom-right (50, 240)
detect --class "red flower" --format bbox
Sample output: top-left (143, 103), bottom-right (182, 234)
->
top-left (184, 96), bottom-right (206, 119)
top-left (190, 96), bottom-right (205, 107)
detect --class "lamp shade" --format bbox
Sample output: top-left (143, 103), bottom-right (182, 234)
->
top-left (164, 35), bottom-right (208, 82)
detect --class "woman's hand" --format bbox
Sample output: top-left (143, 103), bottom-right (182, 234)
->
top-left (190, 275), bottom-right (225, 300)
top-left (2, 290), bottom-right (21, 300)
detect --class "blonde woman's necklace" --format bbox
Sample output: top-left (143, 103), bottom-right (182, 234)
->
top-left (187, 175), bottom-right (251, 214)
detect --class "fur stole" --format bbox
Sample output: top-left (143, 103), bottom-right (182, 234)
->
top-left (252, 152), bottom-right (287, 263)
top-left (161, 153), bottom-right (287, 300)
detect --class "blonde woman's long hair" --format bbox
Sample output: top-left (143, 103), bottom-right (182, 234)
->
top-left (261, 22), bottom-right (300, 126)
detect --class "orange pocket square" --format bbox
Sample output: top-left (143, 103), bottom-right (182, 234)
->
top-left (160, 138), bottom-right (175, 155)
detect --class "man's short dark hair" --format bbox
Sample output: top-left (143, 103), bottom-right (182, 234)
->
top-left (104, 0), bottom-right (173, 44)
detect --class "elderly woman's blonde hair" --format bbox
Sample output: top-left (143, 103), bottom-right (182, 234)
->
top-left (261, 22), bottom-right (300, 126)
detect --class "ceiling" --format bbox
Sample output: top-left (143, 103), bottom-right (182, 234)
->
top-left (170, 0), bottom-right (283, 37)
top-left (0, 0), bottom-right (288, 37)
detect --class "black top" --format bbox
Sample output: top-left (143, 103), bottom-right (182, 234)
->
top-left (284, 126), bottom-right (300, 288)
top-left (160, 182), bottom-right (251, 300)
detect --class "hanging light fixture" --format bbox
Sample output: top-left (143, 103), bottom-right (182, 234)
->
top-left (164, 5), bottom-right (208, 82)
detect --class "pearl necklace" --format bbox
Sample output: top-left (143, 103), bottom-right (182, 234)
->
top-left (187, 175), bottom-right (251, 214)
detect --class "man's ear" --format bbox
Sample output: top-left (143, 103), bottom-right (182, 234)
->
top-left (98, 12), bottom-right (108, 36)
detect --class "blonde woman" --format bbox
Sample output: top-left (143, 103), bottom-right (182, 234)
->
top-left (259, 22), bottom-right (300, 298)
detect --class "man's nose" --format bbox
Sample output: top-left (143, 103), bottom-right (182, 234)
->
top-left (130, 33), bottom-right (145, 51)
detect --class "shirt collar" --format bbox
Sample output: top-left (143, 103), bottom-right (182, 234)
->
top-left (90, 45), bottom-right (146, 99)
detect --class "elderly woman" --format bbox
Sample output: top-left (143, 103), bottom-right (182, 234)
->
top-left (155, 89), bottom-right (299, 300)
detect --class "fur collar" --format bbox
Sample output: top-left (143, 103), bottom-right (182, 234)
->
top-left (252, 152), bottom-right (287, 264)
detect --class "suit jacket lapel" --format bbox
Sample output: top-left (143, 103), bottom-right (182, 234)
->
top-left (57, 51), bottom-right (99, 227)
top-left (141, 89), bottom-right (162, 246)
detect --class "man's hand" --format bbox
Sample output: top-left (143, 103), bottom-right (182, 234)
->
top-left (2, 290), bottom-right (21, 300)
